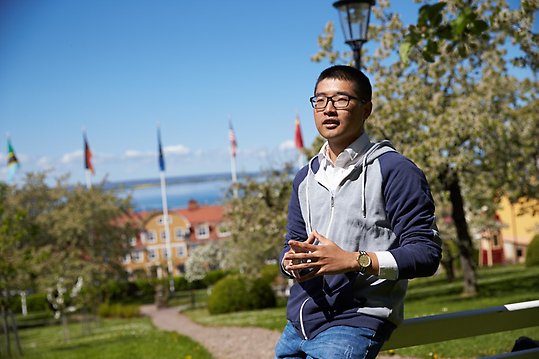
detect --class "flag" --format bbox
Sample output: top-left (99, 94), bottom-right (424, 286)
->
top-left (295, 116), bottom-right (304, 150)
top-left (84, 132), bottom-right (94, 175)
top-left (158, 127), bottom-right (165, 172)
top-left (6, 138), bottom-right (20, 183)
top-left (229, 121), bottom-right (237, 158)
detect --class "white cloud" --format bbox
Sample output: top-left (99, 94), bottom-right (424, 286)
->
top-left (61, 150), bottom-right (83, 164)
top-left (124, 150), bottom-right (153, 159)
top-left (279, 139), bottom-right (295, 151)
top-left (165, 144), bottom-right (190, 156)
top-left (37, 156), bottom-right (54, 170)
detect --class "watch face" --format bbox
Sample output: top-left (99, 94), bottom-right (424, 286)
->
top-left (359, 254), bottom-right (371, 267)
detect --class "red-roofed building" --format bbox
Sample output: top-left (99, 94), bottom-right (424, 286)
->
top-left (122, 199), bottom-right (231, 278)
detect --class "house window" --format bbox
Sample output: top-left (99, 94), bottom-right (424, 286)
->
top-left (161, 231), bottom-right (168, 241)
top-left (129, 236), bottom-right (137, 246)
top-left (157, 216), bottom-right (173, 225)
top-left (139, 232), bottom-right (147, 243)
top-left (148, 249), bottom-right (158, 261)
top-left (217, 223), bottom-right (231, 237)
top-left (146, 231), bottom-right (157, 243)
top-left (176, 246), bottom-right (185, 257)
top-left (122, 254), bottom-right (131, 264)
top-left (163, 247), bottom-right (171, 259)
top-left (175, 227), bottom-right (188, 240)
top-left (133, 251), bottom-right (143, 263)
top-left (196, 224), bottom-right (210, 239)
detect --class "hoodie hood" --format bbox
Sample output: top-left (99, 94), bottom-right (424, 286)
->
top-left (306, 140), bottom-right (396, 223)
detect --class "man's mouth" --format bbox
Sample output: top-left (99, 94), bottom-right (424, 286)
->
top-left (322, 119), bottom-right (339, 129)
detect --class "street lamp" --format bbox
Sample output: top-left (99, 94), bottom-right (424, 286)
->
top-left (333, 0), bottom-right (375, 69)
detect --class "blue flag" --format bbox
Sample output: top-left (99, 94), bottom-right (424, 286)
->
top-left (158, 128), bottom-right (165, 172)
top-left (6, 139), bottom-right (20, 183)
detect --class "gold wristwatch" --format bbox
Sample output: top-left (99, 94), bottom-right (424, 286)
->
top-left (356, 251), bottom-right (371, 274)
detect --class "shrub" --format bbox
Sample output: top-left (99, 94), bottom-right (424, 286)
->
top-left (260, 264), bottom-right (279, 285)
top-left (98, 303), bottom-right (140, 318)
top-left (204, 270), bottom-right (231, 287)
top-left (207, 275), bottom-right (248, 315)
top-left (207, 275), bottom-right (276, 315)
top-left (525, 234), bottom-right (539, 267)
top-left (247, 278), bottom-right (276, 309)
top-left (10, 292), bottom-right (49, 313)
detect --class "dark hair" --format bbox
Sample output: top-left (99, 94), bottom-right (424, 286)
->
top-left (314, 65), bottom-right (372, 102)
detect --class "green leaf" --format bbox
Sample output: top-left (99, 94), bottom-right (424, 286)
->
top-left (417, 5), bottom-right (431, 27)
top-left (426, 40), bottom-right (440, 55)
top-left (399, 40), bottom-right (413, 64)
top-left (426, 2), bottom-right (446, 26)
top-left (437, 25), bottom-right (453, 40)
top-left (453, 14), bottom-right (468, 36)
top-left (470, 20), bottom-right (489, 35)
top-left (422, 48), bottom-right (435, 62)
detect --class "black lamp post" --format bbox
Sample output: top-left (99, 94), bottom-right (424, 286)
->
top-left (333, 0), bottom-right (375, 69)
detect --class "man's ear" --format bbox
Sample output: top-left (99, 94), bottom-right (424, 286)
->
top-left (363, 101), bottom-right (373, 119)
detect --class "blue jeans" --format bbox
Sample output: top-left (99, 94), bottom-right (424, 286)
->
top-left (275, 322), bottom-right (384, 359)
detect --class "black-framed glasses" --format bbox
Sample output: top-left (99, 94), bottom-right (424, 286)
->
top-left (309, 94), bottom-right (363, 110)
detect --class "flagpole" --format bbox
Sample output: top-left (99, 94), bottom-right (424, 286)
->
top-left (230, 152), bottom-right (238, 198)
top-left (85, 170), bottom-right (92, 190)
top-left (159, 171), bottom-right (175, 292)
top-left (228, 120), bottom-right (238, 198)
top-left (157, 125), bottom-right (175, 293)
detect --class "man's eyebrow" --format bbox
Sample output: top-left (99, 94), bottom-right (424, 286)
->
top-left (314, 91), bottom-right (355, 97)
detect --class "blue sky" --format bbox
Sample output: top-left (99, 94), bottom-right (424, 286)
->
top-left (0, 0), bottom-right (533, 185)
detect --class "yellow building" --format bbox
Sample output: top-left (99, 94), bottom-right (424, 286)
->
top-left (123, 211), bottom-right (190, 277)
top-left (122, 200), bottom-right (230, 278)
top-left (498, 197), bottom-right (538, 263)
top-left (480, 197), bottom-right (538, 266)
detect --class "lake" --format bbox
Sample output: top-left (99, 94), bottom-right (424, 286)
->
top-left (124, 179), bottom-right (231, 212)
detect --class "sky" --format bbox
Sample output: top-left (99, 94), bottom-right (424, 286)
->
top-left (0, 0), bottom-right (533, 186)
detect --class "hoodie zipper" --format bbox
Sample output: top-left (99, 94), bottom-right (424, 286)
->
top-left (326, 191), bottom-right (336, 235)
top-left (299, 191), bottom-right (336, 340)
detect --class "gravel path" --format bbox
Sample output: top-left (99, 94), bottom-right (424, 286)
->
top-left (140, 304), bottom-right (413, 359)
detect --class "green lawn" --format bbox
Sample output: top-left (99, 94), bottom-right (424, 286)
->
top-left (184, 264), bottom-right (539, 358)
top-left (4, 317), bottom-right (213, 359)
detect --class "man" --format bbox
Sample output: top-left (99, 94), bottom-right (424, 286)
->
top-left (275, 65), bottom-right (442, 359)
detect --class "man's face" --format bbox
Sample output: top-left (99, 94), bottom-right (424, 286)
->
top-left (313, 78), bottom-right (371, 148)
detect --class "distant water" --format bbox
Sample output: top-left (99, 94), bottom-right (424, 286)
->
top-left (123, 179), bottom-right (231, 212)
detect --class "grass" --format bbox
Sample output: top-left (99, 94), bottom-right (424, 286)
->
top-left (184, 264), bottom-right (539, 358)
top-left (4, 317), bottom-right (213, 359)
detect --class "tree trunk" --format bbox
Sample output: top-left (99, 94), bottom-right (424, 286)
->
top-left (2, 305), bottom-right (11, 357)
top-left (440, 241), bottom-right (456, 283)
top-left (447, 174), bottom-right (478, 295)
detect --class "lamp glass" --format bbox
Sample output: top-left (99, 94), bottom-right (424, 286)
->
top-left (335, 1), bottom-right (372, 44)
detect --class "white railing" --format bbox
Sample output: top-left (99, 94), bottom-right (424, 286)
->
top-left (381, 300), bottom-right (539, 358)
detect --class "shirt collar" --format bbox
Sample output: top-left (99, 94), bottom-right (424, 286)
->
top-left (318, 132), bottom-right (371, 168)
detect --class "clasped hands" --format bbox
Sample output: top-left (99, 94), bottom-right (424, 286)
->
top-left (284, 230), bottom-right (358, 282)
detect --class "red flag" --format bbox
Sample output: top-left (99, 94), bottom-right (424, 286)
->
top-left (295, 117), bottom-right (304, 150)
top-left (84, 132), bottom-right (94, 175)
top-left (229, 121), bottom-right (237, 158)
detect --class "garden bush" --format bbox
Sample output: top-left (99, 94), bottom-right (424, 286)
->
top-left (98, 303), bottom-right (141, 318)
top-left (207, 275), bottom-right (276, 315)
top-left (9, 292), bottom-right (49, 313)
top-left (207, 275), bottom-right (248, 314)
top-left (204, 269), bottom-right (231, 287)
top-left (260, 263), bottom-right (279, 285)
top-left (525, 234), bottom-right (539, 267)
top-left (247, 277), bottom-right (276, 309)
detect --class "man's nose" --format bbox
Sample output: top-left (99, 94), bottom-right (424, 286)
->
top-left (324, 99), bottom-right (337, 112)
